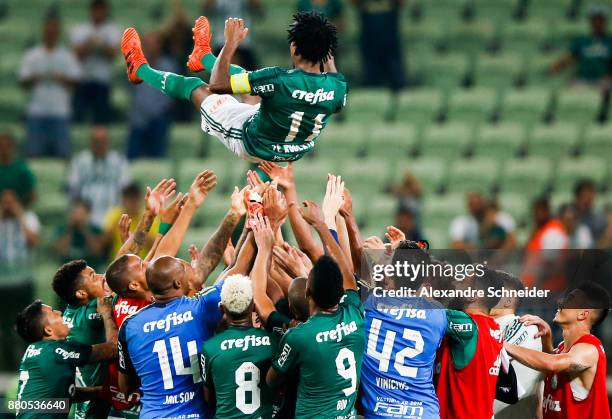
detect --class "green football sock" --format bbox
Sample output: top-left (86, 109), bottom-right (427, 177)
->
top-left (201, 53), bottom-right (246, 75)
top-left (136, 64), bottom-right (206, 101)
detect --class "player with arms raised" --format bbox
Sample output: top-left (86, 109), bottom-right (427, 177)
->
top-left (120, 11), bottom-right (346, 162)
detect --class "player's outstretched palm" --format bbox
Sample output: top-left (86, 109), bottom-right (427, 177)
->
top-left (118, 214), bottom-right (132, 243)
top-left (160, 193), bottom-right (188, 224)
top-left (322, 174), bottom-right (344, 227)
top-left (189, 170), bottom-right (218, 207)
top-left (146, 178), bottom-right (176, 215)
top-left (259, 161), bottom-right (294, 189)
top-left (300, 200), bottom-right (325, 227)
top-left (252, 214), bottom-right (274, 251)
top-left (224, 18), bottom-right (249, 47)
top-left (385, 226), bottom-right (406, 249)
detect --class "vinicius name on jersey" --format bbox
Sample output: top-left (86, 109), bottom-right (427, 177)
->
top-left (372, 286), bottom-right (550, 299)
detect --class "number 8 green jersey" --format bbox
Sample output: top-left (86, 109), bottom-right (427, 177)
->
top-left (232, 67), bottom-right (348, 162)
top-left (201, 326), bottom-right (279, 418)
top-left (271, 290), bottom-right (365, 419)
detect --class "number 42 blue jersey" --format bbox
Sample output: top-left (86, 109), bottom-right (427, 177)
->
top-left (118, 282), bottom-right (223, 419)
top-left (361, 295), bottom-right (447, 419)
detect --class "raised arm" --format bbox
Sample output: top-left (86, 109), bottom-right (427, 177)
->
top-left (300, 200), bottom-right (357, 291)
top-left (209, 18), bottom-right (249, 93)
top-left (505, 342), bottom-right (598, 375)
top-left (339, 187), bottom-right (363, 274)
top-left (251, 214), bottom-right (277, 324)
top-left (89, 296), bottom-right (119, 362)
top-left (155, 170), bottom-right (218, 257)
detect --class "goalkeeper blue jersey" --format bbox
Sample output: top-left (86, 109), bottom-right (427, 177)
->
top-left (118, 282), bottom-right (223, 419)
top-left (361, 295), bottom-right (447, 419)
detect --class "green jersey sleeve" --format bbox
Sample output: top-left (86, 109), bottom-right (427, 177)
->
top-left (200, 346), bottom-right (213, 390)
top-left (340, 289), bottom-right (363, 311)
top-left (247, 67), bottom-right (281, 97)
top-left (265, 310), bottom-right (291, 336)
top-left (445, 309), bottom-right (478, 370)
top-left (272, 328), bottom-right (300, 375)
top-left (54, 340), bottom-right (92, 367)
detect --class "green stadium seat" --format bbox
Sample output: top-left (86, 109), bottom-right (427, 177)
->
top-left (29, 159), bottom-right (67, 193)
top-left (177, 158), bottom-right (246, 192)
top-left (499, 87), bottom-right (552, 124)
top-left (528, 0), bottom-right (573, 20)
top-left (34, 192), bottom-right (68, 227)
top-left (555, 156), bottom-right (607, 192)
top-left (421, 54), bottom-right (469, 89)
top-left (446, 87), bottom-right (499, 123)
top-left (129, 159), bottom-right (173, 190)
top-left (293, 158), bottom-right (339, 201)
top-left (500, 19), bottom-right (551, 56)
top-left (393, 158), bottom-right (448, 194)
top-left (345, 89), bottom-right (391, 122)
top-left (473, 0), bottom-right (516, 20)
top-left (499, 157), bottom-right (553, 196)
top-left (315, 124), bottom-right (367, 159)
top-left (341, 159), bottom-right (391, 193)
top-left (445, 21), bottom-right (495, 53)
top-left (583, 123), bottom-right (612, 157)
top-left (419, 122), bottom-right (474, 159)
top-left (550, 191), bottom-right (573, 212)
top-left (497, 192), bottom-right (530, 225)
top-left (473, 123), bottom-right (526, 159)
top-left (170, 124), bottom-right (204, 160)
top-left (421, 193), bottom-right (464, 231)
top-left (422, 226), bottom-right (449, 249)
top-left (555, 88), bottom-right (603, 124)
top-left (550, 20), bottom-right (584, 51)
top-left (523, 54), bottom-right (559, 88)
top-left (362, 194), bottom-right (397, 231)
top-left (527, 123), bottom-right (580, 158)
top-left (474, 53), bottom-right (522, 88)
top-left (446, 157), bottom-right (499, 193)
top-left (0, 86), bottom-right (25, 121)
top-left (366, 124), bottom-right (419, 159)
top-left (397, 89), bottom-right (444, 124)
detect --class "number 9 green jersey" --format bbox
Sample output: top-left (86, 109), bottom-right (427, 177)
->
top-left (271, 290), bottom-right (365, 419)
top-left (231, 67), bottom-right (348, 162)
top-left (201, 326), bottom-right (279, 418)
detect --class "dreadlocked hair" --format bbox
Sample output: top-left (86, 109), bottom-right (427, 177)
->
top-left (287, 11), bottom-right (338, 64)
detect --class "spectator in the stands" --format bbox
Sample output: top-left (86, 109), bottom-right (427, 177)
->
top-left (0, 132), bottom-right (36, 206)
top-left (127, 32), bottom-right (176, 159)
top-left (0, 189), bottom-right (40, 369)
top-left (298, 0), bottom-right (344, 31)
top-left (393, 203), bottom-right (424, 242)
top-left (68, 125), bottom-right (130, 228)
top-left (203, 0), bottom-right (263, 71)
top-left (70, 0), bottom-right (120, 123)
top-left (559, 204), bottom-right (594, 249)
top-left (550, 5), bottom-right (612, 85)
top-left (391, 168), bottom-right (423, 231)
top-left (53, 199), bottom-right (106, 270)
top-left (570, 178), bottom-right (607, 241)
top-left (101, 183), bottom-right (158, 260)
top-left (353, 0), bottom-right (405, 91)
top-left (450, 192), bottom-right (517, 250)
top-left (18, 12), bottom-right (81, 158)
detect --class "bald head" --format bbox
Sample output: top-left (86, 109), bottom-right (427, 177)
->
top-left (146, 256), bottom-right (188, 297)
top-left (288, 276), bottom-right (309, 321)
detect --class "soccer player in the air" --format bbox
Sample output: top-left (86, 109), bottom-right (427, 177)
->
top-left (51, 260), bottom-right (113, 418)
top-left (201, 271), bottom-right (278, 418)
top-left (266, 200), bottom-right (365, 418)
top-left (120, 11), bottom-right (347, 162)
top-left (434, 268), bottom-right (505, 419)
top-left (117, 255), bottom-right (224, 419)
top-left (490, 272), bottom-right (543, 418)
top-left (360, 240), bottom-right (448, 419)
top-left (14, 299), bottom-right (117, 419)
top-left (505, 281), bottom-right (611, 419)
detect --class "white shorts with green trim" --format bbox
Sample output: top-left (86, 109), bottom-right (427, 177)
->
top-left (200, 94), bottom-right (261, 162)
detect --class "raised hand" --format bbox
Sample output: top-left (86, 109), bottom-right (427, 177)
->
top-left (118, 214), bottom-right (132, 243)
top-left (246, 170), bottom-right (269, 196)
top-left (299, 200), bottom-right (325, 228)
top-left (252, 214), bottom-right (275, 251)
top-left (146, 178), bottom-right (177, 215)
top-left (339, 187), bottom-right (353, 217)
top-left (273, 243), bottom-right (310, 278)
top-left (229, 186), bottom-right (248, 217)
top-left (363, 235), bottom-right (385, 251)
top-left (385, 226), bottom-right (406, 249)
top-left (322, 174), bottom-right (345, 229)
top-left (224, 17), bottom-right (249, 48)
top-left (188, 170), bottom-right (218, 207)
top-left (263, 187), bottom-right (288, 229)
top-left (520, 314), bottom-right (552, 339)
top-left (258, 161), bottom-right (294, 189)
top-left (160, 193), bottom-right (188, 224)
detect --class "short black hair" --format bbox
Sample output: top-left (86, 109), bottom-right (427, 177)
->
top-left (106, 255), bottom-right (131, 296)
top-left (122, 183), bottom-right (141, 198)
top-left (474, 268), bottom-right (505, 310)
top-left (532, 195), bottom-right (550, 210)
top-left (287, 11), bottom-right (338, 64)
top-left (575, 281), bottom-right (610, 327)
top-left (91, 0), bottom-right (108, 8)
top-left (52, 260), bottom-right (87, 305)
top-left (574, 178), bottom-right (596, 197)
top-left (391, 240), bottom-right (431, 289)
top-left (308, 255), bottom-right (343, 309)
top-left (497, 271), bottom-right (523, 308)
top-left (73, 198), bottom-right (91, 212)
top-left (15, 300), bottom-right (45, 343)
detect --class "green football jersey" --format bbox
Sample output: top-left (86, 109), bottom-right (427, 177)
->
top-left (271, 290), bottom-right (365, 419)
top-left (16, 339), bottom-right (91, 419)
top-left (237, 67), bottom-right (348, 161)
top-left (201, 326), bottom-right (278, 418)
top-left (63, 299), bottom-right (107, 418)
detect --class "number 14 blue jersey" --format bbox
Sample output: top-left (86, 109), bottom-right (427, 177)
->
top-left (361, 295), bottom-right (447, 419)
top-left (118, 282), bottom-right (223, 419)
